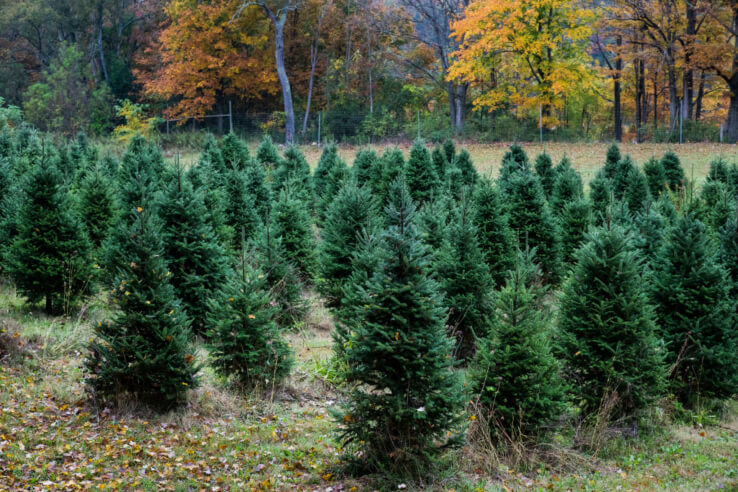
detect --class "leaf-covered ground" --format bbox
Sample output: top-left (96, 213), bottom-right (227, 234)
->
top-left (1, 283), bottom-right (737, 491)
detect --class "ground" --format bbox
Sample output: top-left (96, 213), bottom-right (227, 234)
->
top-left (1, 280), bottom-right (737, 491)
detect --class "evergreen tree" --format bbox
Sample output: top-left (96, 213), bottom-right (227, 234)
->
top-left (431, 144), bottom-right (447, 180)
top-left (6, 156), bottom-right (93, 313)
top-left (612, 156), bottom-right (637, 200)
top-left (660, 151), bottom-right (685, 190)
top-left (632, 205), bottom-right (666, 265)
top-left (0, 157), bottom-right (20, 266)
top-left (244, 157), bottom-right (272, 221)
top-left (624, 166), bottom-right (651, 214)
top-left (471, 257), bottom-right (565, 439)
top-left (707, 158), bottom-right (730, 185)
top-left (318, 182), bottom-right (382, 306)
top-left (77, 167), bottom-right (117, 249)
top-left (404, 140), bottom-right (440, 204)
top-left (313, 144), bottom-right (349, 217)
top-left (416, 195), bottom-right (450, 254)
top-left (702, 182), bottom-right (736, 232)
top-left (559, 197), bottom-right (591, 263)
top-left (719, 212), bottom-right (738, 298)
top-left (442, 138), bottom-right (456, 165)
top-left (223, 169), bottom-right (260, 248)
top-left (272, 146), bottom-right (312, 197)
top-left (220, 132), bottom-right (251, 171)
top-left (499, 144), bottom-right (530, 188)
top-left (650, 214), bottom-right (738, 402)
top-left (589, 169), bottom-right (612, 224)
top-left (86, 206), bottom-right (198, 411)
top-left (256, 134), bottom-right (281, 170)
top-left (604, 143), bottom-right (621, 179)
top-left (159, 170), bottom-right (229, 336)
top-left (207, 247), bottom-right (293, 388)
top-left (117, 136), bottom-right (166, 210)
top-left (452, 149), bottom-right (478, 187)
top-left (335, 184), bottom-right (465, 475)
top-left (472, 178), bottom-right (515, 286)
top-left (272, 187), bottom-right (318, 279)
top-left (504, 171), bottom-right (562, 281)
top-left (199, 133), bottom-right (227, 180)
top-left (353, 148), bottom-right (378, 186)
top-left (371, 147), bottom-right (405, 204)
top-left (534, 152), bottom-right (555, 197)
top-left (558, 225), bottom-right (666, 417)
top-left (643, 157), bottom-right (667, 198)
top-left (550, 163), bottom-right (583, 215)
top-left (435, 196), bottom-right (494, 359)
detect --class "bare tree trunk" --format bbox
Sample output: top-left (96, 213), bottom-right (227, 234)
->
top-left (446, 81), bottom-right (456, 133)
top-left (97, 1), bottom-right (109, 84)
top-left (683, 1), bottom-right (696, 121)
top-left (695, 70), bottom-right (705, 121)
top-left (454, 83), bottom-right (466, 132)
top-left (667, 63), bottom-right (679, 132)
top-left (635, 58), bottom-right (643, 143)
top-left (614, 35), bottom-right (622, 142)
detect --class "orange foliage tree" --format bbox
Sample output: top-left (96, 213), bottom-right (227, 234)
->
top-left (135, 0), bottom-right (278, 121)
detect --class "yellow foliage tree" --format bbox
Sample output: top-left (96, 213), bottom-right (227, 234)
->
top-left (113, 100), bottom-right (160, 143)
top-left (449, 0), bottom-right (596, 126)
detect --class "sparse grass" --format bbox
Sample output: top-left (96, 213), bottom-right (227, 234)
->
top-left (1, 282), bottom-right (737, 490)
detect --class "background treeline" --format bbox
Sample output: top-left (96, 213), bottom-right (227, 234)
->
top-left (1, 120), bottom-right (736, 480)
top-left (2, 0), bottom-right (738, 143)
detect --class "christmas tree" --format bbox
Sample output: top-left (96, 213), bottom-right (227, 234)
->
top-left (219, 132), bottom-right (251, 171)
top-left (313, 144), bottom-right (349, 219)
top-left (76, 167), bottom-right (118, 249)
top-left (471, 255), bottom-right (565, 439)
top-left (472, 178), bottom-right (515, 286)
top-left (353, 148), bottom-right (379, 186)
top-left (272, 186), bottom-right (318, 279)
top-left (223, 168), bottom-right (261, 248)
top-left (550, 161), bottom-right (583, 215)
top-left (272, 146), bottom-right (313, 197)
top-left (199, 133), bottom-right (227, 180)
top-left (435, 196), bottom-right (495, 359)
top-left (589, 168), bottom-right (612, 225)
top-left (660, 151), bottom-right (685, 191)
top-left (335, 183), bottom-right (465, 475)
top-left (442, 138), bottom-right (456, 165)
top-left (207, 246), bottom-right (293, 389)
top-left (603, 143), bottom-right (621, 179)
top-left (643, 157), bottom-right (667, 198)
top-left (624, 166), bottom-right (651, 214)
top-left (7, 155), bottom-right (94, 313)
top-left (431, 144), bottom-right (447, 180)
top-left (371, 147), bottom-right (405, 205)
top-left (256, 134), bottom-right (281, 170)
top-left (452, 149), bottom-right (478, 187)
top-left (416, 195), bottom-right (450, 254)
top-left (404, 140), bottom-right (440, 204)
top-left (558, 197), bottom-right (592, 264)
top-left (159, 169), bottom-right (229, 336)
top-left (86, 205), bottom-right (198, 411)
top-left (611, 155), bottom-right (637, 200)
top-left (499, 144), bottom-right (530, 189)
top-left (534, 152), bottom-right (555, 197)
top-left (650, 214), bottom-right (737, 403)
top-left (558, 224), bottom-right (665, 418)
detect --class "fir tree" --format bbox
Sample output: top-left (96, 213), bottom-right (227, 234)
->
top-left (558, 225), bottom-right (666, 417)
top-left (6, 156), bottom-right (93, 313)
top-left (371, 147), bottom-right (405, 204)
top-left (471, 257), bottom-right (565, 439)
top-left (117, 136), bottom-right (166, 210)
top-left (504, 171), bottom-right (562, 281)
top-left (272, 187), bottom-right (318, 279)
top-left (159, 170), bottom-right (229, 336)
top-left (589, 169), bottom-right (612, 224)
top-left (220, 132), bottom-right (251, 171)
top-left (719, 212), bottom-right (738, 298)
top-left (335, 184), bottom-right (465, 475)
top-left (199, 133), bottom-right (227, 180)
top-left (660, 151), bottom-right (685, 190)
top-left (404, 140), bottom-right (440, 204)
top-left (707, 158), bottom-right (730, 185)
top-left (313, 144), bottom-right (349, 218)
top-left (0, 157), bottom-right (20, 266)
top-left (442, 138), bottom-right (456, 165)
top-left (431, 144), bottom-right (447, 180)
top-left (244, 157), bottom-right (272, 221)
top-left (499, 144), bottom-right (530, 188)
top-left (435, 196), bottom-right (494, 359)
top-left (559, 197), bottom-right (591, 263)
top-left (452, 149), bottom-right (478, 187)
top-left (550, 162), bottom-right (583, 215)
top-left (416, 195), bottom-right (450, 254)
top-left (318, 182), bottom-right (382, 306)
top-left (624, 166), bottom-right (651, 214)
top-left (272, 145), bottom-right (313, 197)
top-left (223, 169), bottom-right (260, 248)
top-left (702, 181), bottom-right (736, 232)
top-left (86, 206), bottom-right (198, 411)
top-left (604, 143), bottom-right (621, 179)
top-left (472, 178), bottom-right (515, 286)
top-left (207, 247), bottom-right (293, 389)
top-left (612, 156), bottom-right (637, 200)
top-left (534, 152), bottom-right (555, 197)
top-left (77, 167), bottom-right (117, 249)
top-left (632, 205), bottom-right (666, 265)
top-left (353, 148), bottom-right (378, 186)
top-left (650, 214), bottom-right (737, 402)
top-left (256, 134), bottom-right (281, 170)
top-left (643, 157), bottom-right (667, 198)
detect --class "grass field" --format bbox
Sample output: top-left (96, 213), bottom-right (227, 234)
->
top-left (154, 141), bottom-right (738, 187)
top-left (2, 282), bottom-right (737, 491)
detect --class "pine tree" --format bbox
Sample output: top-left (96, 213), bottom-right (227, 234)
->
top-left (558, 225), bottom-right (665, 417)
top-left (117, 136), bottom-right (166, 210)
top-left (499, 144), bottom-right (530, 188)
top-left (719, 212), bottom-right (738, 298)
top-left (353, 148), bottom-right (378, 186)
top-left (442, 138), bottom-right (456, 165)
top-left (504, 171), bottom-right (562, 282)
top-left (660, 151), bottom-right (685, 190)
top-left (0, 156), bottom-right (20, 266)
top-left (435, 196), bottom-right (494, 359)
top-left (452, 149), bottom-right (478, 187)
top-left (604, 143), bottom-right (621, 179)
top-left (318, 182), bottom-right (382, 306)
top-left (159, 170), bottom-right (229, 336)
top-left (335, 184), bottom-right (465, 475)
top-left (643, 157), bottom-right (667, 198)
top-left (313, 144), bottom-right (349, 218)
top-left (256, 134), bottom-right (281, 170)
top-left (77, 167), bottom-right (117, 249)
top-left (632, 205), bottom-right (666, 265)
top-left (650, 214), bottom-right (738, 403)
top-left (272, 187), bottom-right (317, 279)
top-left (472, 178), bottom-right (515, 286)
top-left (416, 195), bottom-right (450, 254)
top-left (624, 166), bottom-right (651, 214)
top-left (223, 169), bottom-right (260, 248)
top-left (589, 169), bottom-right (612, 225)
top-left (86, 206), bottom-right (198, 411)
top-left (6, 155), bottom-right (93, 313)
top-left (199, 133), bottom-right (227, 180)
top-left (431, 144), bottom-right (447, 180)
top-left (701, 181), bottom-right (736, 232)
top-left (272, 146), bottom-right (313, 199)
top-left (220, 132), bottom-right (251, 171)
top-left (471, 257), bottom-right (565, 439)
top-left (243, 157), bottom-right (272, 221)
top-left (559, 197), bottom-right (591, 263)
top-left (534, 152), bottom-right (555, 197)
top-left (371, 147), bottom-right (405, 204)
top-left (612, 156), bottom-right (637, 200)
top-left (550, 162), bottom-right (583, 215)
top-left (404, 140), bottom-right (440, 204)
top-left (207, 247), bottom-right (293, 389)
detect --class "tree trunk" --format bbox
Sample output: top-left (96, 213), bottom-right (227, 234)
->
top-left (614, 35), bottom-right (622, 142)
top-left (635, 58), bottom-right (642, 143)
top-left (667, 63), bottom-right (679, 132)
top-left (695, 71), bottom-right (705, 121)
top-left (97, 1), bottom-right (109, 84)
top-left (683, 1), bottom-right (696, 121)
top-left (454, 83), bottom-right (466, 132)
top-left (272, 13), bottom-right (295, 145)
top-left (45, 294), bottom-right (52, 315)
top-left (302, 27), bottom-right (320, 135)
top-left (447, 81), bottom-right (456, 132)
top-left (726, 74), bottom-right (738, 143)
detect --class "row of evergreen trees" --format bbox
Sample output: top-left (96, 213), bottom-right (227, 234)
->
top-left (1, 125), bottom-right (736, 477)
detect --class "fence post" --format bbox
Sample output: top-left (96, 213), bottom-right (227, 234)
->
top-left (539, 105), bottom-right (543, 144)
top-left (318, 112), bottom-right (321, 148)
top-left (229, 101), bottom-right (233, 134)
top-left (720, 123), bottom-right (724, 143)
top-left (417, 110), bottom-right (420, 140)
